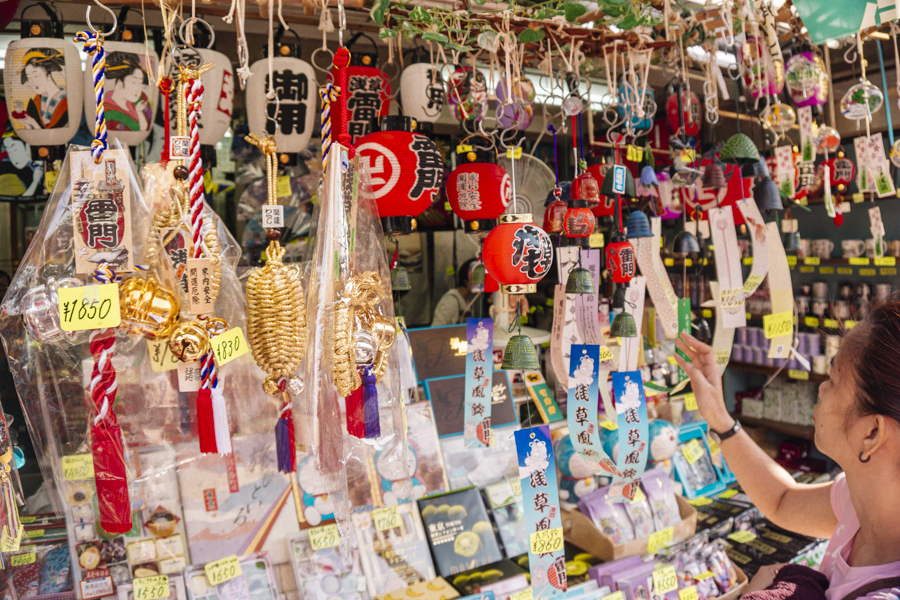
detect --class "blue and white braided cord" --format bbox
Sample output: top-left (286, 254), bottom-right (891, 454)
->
top-left (74, 31), bottom-right (108, 162)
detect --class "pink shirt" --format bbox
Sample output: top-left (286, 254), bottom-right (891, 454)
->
top-left (819, 474), bottom-right (900, 600)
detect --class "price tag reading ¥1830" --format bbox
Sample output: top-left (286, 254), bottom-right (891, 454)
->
top-left (529, 527), bottom-right (564, 555)
top-left (647, 527), bottom-right (674, 554)
top-left (652, 566), bottom-right (678, 594)
top-left (681, 439), bottom-right (705, 464)
top-left (134, 575), bottom-right (169, 600)
top-left (211, 328), bottom-right (249, 366)
top-left (205, 555), bottom-right (242, 586)
top-left (309, 524), bottom-right (340, 551)
top-left (62, 454), bottom-right (94, 481)
top-left (372, 506), bottom-right (401, 531)
top-left (679, 586), bottom-right (699, 600)
top-left (763, 311), bottom-right (793, 339)
top-left (58, 283), bottom-right (121, 332)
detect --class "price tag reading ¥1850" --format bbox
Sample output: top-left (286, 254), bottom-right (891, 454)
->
top-left (211, 328), bottom-right (249, 366)
top-left (648, 527), bottom-right (674, 554)
top-left (372, 506), bottom-right (401, 531)
top-left (681, 439), bottom-right (705, 464)
top-left (62, 454), bottom-right (94, 481)
top-left (653, 566), bottom-right (678, 594)
top-left (763, 311), bottom-right (793, 339)
top-left (205, 555), bottom-right (242, 586)
top-left (58, 284), bottom-right (121, 332)
top-left (529, 527), bottom-right (564, 555)
top-left (309, 524), bottom-right (340, 551)
top-left (134, 575), bottom-right (170, 600)
top-left (679, 586), bottom-right (699, 600)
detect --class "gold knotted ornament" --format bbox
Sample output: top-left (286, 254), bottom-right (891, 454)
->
top-left (333, 272), bottom-right (395, 397)
top-left (244, 133), bottom-right (307, 395)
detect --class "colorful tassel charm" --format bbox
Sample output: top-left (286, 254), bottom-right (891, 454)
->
top-left (345, 381), bottom-right (366, 438)
top-left (196, 388), bottom-right (217, 454)
top-left (91, 417), bottom-right (131, 533)
top-left (275, 400), bottom-right (296, 473)
top-left (362, 366), bottom-right (380, 439)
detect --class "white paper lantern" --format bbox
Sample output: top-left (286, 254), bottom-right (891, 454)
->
top-left (246, 56), bottom-right (316, 153)
top-left (197, 49), bottom-right (234, 145)
top-left (2, 38), bottom-right (83, 147)
top-left (82, 41), bottom-right (159, 147)
top-left (400, 62), bottom-right (444, 124)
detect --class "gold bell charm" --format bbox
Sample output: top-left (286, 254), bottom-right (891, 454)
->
top-left (119, 277), bottom-right (180, 339)
top-left (168, 321), bottom-right (210, 363)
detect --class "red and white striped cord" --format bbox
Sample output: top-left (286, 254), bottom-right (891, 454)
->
top-left (89, 330), bottom-right (117, 426)
top-left (187, 78), bottom-right (205, 259)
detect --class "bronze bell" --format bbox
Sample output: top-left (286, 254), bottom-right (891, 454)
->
top-left (168, 321), bottom-right (210, 362)
top-left (501, 334), bottom-right (540, 370)
top-left (702, 161), bottom-right (727, 190)
top-left (390, 265), bottom-right (411, 293)
top-left (119, 276), bottom-right (180, 339)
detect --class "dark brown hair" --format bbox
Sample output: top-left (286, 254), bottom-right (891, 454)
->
top-left (844, 301), bottom-right (900, 423)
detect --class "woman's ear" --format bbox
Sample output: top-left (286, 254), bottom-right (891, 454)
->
top-left (860, 414), bottom-right (890, 461)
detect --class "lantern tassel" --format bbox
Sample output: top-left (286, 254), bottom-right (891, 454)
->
top-left (362, 366), bottom-right (380, 439)
top-left (211, 381), bottom-right (232, 455)
top-left (196, 388), bottom-right (218, 454)
top-left (275, 401), bottom-right (295, 473)
top-left (91, 418), bottom-right (131, 534)
top-left (345, 382), bottom-right (366, 438)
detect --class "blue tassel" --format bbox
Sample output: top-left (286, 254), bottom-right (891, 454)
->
top-left (275, 414), bottom-right (294, 473)
top-left (362, 367), bottom-right (380, 439)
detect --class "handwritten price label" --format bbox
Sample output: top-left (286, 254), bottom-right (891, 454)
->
top-left (728, 530), bottom-right (757, 544)
top-left (589, 231), bottom-right (605, 249)
top-left (763, 311), bottom-right (793, 339)
top-left (509, 590), bottom-right (533, 600)
top-left (509, 477), bottom-right (522, 497)
top-left (686, 496), bottom-right (712, 506)
top-left (58, 284), bottom-right (120, 331)
top-left (597, 346), bottom-right (614, 362)
top-left (838, 267), bottom-right (853, 275)
top-left (823, 319), bottom-right (838, 329)
top-left (134, 576), bottom-right (169, 600)
top-left (309, 524), bottom-right (340, 551)
top-left (1, 526), bottom-right (22, 552)
top-left (702, 309), bottom-right (712, 318)
top-left (846, 320), bottom-right (858, 329)
top-left (456, 144), bottom-right (473, 154)
top-left (679, 586), bottom-right (698, 600)
top-left (742, 257), bottom-right (753, 265)
top-left (372, 506), bottom-right (401, 531)
top-left (849, 257), bottom-right (870, 265)
top-left (742, 274), bottom-right (764, 294)
top-left (629, 488), bottom-right (647, 504)
top-left (707, 436), bottom-right (721, 456)
top-left (805, 316), bottom-right (819, 327)
top-left (695, 571), bottom-right (714, 580)
top-left (599, 418), bottom-right (618, 431)
top-left (819, 267), bottom-right (834, 274)
top-left (786, 255), bottom-right (797, 267)
top-left (10, 553), bottom-right (35, 566)
top-left (664, 258), bottom-right (675, 266)
top-left (24, 529), bottom-right (44, 539)
top-left (647, 527), bottom-right (674, 554)
top-left (803, 257), bottom-right (820, 266)
top-left (211, 328), bottom-right (249, 366)
top-left (860, 268), bottom-right (877, 276)
top-left (876, 257), bottom-right (896, 266)
top-left (529, 527), bottom-right (564, 555)
top-left (276, 176), bottom-right (292, 199)
top-left (506, 147), bottom-right (523, 159)
top-left (148, 340), bottom-right (180, 373)
top-left (601, 593), bottom-right (625, 600)
top-left (788, 369), bottom-right (809, 380)
top-left (653, 566), bottom-right (678, 593)
top-left (719, 489), bottom-right (738, 499)
top-left (204, 556), bottom-right (242, 586)
top-left (62, 454), bottom-right (94, 481)
top-left (681, 439), bottom-right (705, 464)
top-left (682, 393), bottom-right (698, 411)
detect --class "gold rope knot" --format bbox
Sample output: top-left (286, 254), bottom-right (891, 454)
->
top-left (244, 133), bottom-right (278, 156)
top-left (178, 62), bottom-right (215, 82)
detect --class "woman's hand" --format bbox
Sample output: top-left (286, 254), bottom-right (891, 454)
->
top-left (673, 332), bottom-right (733, 432)
top-left (743, 563), bottom-right (787, 594)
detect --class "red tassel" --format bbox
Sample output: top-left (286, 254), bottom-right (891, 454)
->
top-left (345, 384), bottom-right (366, 438)
top-left (91, 420), bottom-right (131, 534)
top-left (197, 388), bottom-right (218, 454)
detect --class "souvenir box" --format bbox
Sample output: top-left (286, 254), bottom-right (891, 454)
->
top-left (561, 495), bottom-right (697, 561)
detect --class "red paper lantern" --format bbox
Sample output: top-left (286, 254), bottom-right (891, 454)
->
top-left (825, 156), bottom-right (855, 188)
top-left (484, 269), bottom-right (499, 294)
top-left (330, 58), bottom-right (391, 145)
top-left (586, 162), bottom-right (615, 218)
top-left (482, 214), bottom-right (553, 294)
top-left (606, 233), bottom-right (636, 284)
top-left (570, 171), bottom-right (600, 207)
top-left (564, 206), bottom-right (595, 238)
top-left (357, 115), bottom-right (443, 234)
top-left (543, 198), bottom-right (567, 233)
top-left (666, 86), bottom-right (702, 136)
top-left (446, 151), bottom-right (511, 233)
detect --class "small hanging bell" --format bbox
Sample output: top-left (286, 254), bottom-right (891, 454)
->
top-left (470, 262), bottom-right (486, 286)
top-left (741, 158), bottom-right (770, 179)
top-left (390, 265), bottom-right (411, 293)
top-left (784, 230), bottom-right (802, 252)
top-left (720, 133), bottom-right (761, 166)
top-left (501, 335), bottom-right (541, 370)
top-left (626, 210), bottom-right (653, 239)
top-left (565, 266), bottom-right (595, 294)
top-left (702, 161), bottom-right (727, 190)
top-left (755, 176), bottom-right (784, 211)
top-left (673, 230), bottom-right (701, 255)
top-left (610, 310), bottom-right (638, 338)
top-left (695, 318), bottom-right (712, 344)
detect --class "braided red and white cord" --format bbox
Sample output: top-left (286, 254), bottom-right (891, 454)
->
top-left (187, 78), bottom-right (205, 259)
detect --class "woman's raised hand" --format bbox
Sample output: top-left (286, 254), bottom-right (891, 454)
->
top-left (673, 332), bottom-right (733, 432)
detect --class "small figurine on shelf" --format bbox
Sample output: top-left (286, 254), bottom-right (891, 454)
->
top-left (553, 435), bottom-right (598, 511)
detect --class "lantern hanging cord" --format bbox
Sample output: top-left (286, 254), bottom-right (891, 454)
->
top-left (578, 110), bottom-right (586, 171)
top-left (333, 47), bottom-right (355, 156)
top-left (75, 30), bottom-right (108, 163)
top-left (89, 262), bottom-right (120, 428)
top-left (319, 84), bottom-right (338, 171)
top-left (159, 77), bottom-right (173, 166)
top-left (246, 133), bottom-right (278, 208)
top-left (549, 124), bottom-right (560, 189)
top-left (571, 112), bottom-right (579, 177)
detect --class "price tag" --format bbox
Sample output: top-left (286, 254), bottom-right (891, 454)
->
top-left (719, 489), bottom-right (738, 499)
top-left (211, 328), bottom-right (249, 366)
top-left (626, 145), bottom-right (644, 162)
top-left (24, 529), bottom-right (44, 539)
top-left (148, 340), bottom-right (180, 373)
top-left (510, 590), bottom-right (533, 600)
top-left (598, 346), bottom-right (614, 362)
top-left (134, 575), bottom-right (169, 600)
top-left (601, 593), bottom-right (625, 600)
top-left (19, 517), bottom-right (36, 524)
top-left (648, 527), bottom-right (674, 554)
top-left (58, 284), bottom-right (121, 332)
top-left (799, 266), bottom-right (815, 273)
top-left (707, 436), bottom-right (721, 456)
top-left (652, 566), bottom-right (678, 593)
top-left (529, 527), bottom-right (564, 555)
top-left (876, 257), bottom-right (896, 266)
top-left (589, 231), bottom-right (605, 249)
top-left (456, 144), bottom-right (473, 154)
top-left (849, 257), bottom-right (870, 265)
top-left (664, 258), bottom-right (675, 266)
top-left (62, 454), bottom-right (94, 481)
top-left (506, 147), bottom-right (523, 159)
top-left (44, 170), bottom-right (59, 194)
top-left (372, 506), bottom-right (401, 531)
top-left (763, 311), bottom-right (793, 339)
top-left (860, 268), bottom-right (876, 276)
top-left (823, 319), bottom-right (838, 329)
top-left (788, 369), bottom-right (809, 380)
top-left (701, 309), bottom-right (712, 318)
top-left (881, 268), bottom-right (897, 276)
top-left (846, 320), bottom-right (858, 329)
top-left (629, 488), bottom-right (647, 504)
top-left (10, 553), bottom-right (35, 566)
top-left (0, 527), bottom-right (22, 552)
top-left (679, 586), bottom-right (698, 600)
top-left (684, 258), bottom-right (693, 267)
top-left (681, 439), bottom-right (705, 464)
top-left (509, 477), bottom-right (522, 497)
top-left (486, 481), bottom-right (516, 508)
top-left (682, 393), bottom-right (698, 411)
top-left (819, 267), bottom-right (834, 274)
top-left (786, 255), bottom-right (797, 267)
top-left (205, 555), bottom-right (242, 586)
top-left (803, 257), bottom-right (820, 265)
top-left (804, 316), bottom-right (819, 327)
top-left (695, 572), bottom-right (714, 580)
top-left (853, 192), bottom-right (865, 203)
top-left (728, 530), bottom-right (757, 543)
top-left (262, 205), bottom-right (284, 228)
top-left (276, 176), bottom-right (292, 199)
top-left (599, 418), bottom-right (618, 431)
top-left (742, 274), bottom-right (764, 294)
top-left (309, 524), bottom-right (340, 551)
top-left (742, 257), bottom-right (753, 265)
top-left (838, 267), bottom-right (853, 275)
top-left (686, 496), bottom-right (712, 506)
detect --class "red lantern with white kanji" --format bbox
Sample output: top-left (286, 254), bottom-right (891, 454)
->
top-left (482, 214), bottom-right (553, 294)
top-left (446, 149), bottom-right (511, 233)
top-left (586, 162), bottom-right (615, 219)
top-left (357, 115), bottom-right (443, 234)
top-left (331, 53), bottom-right (390, 145)
top-left (827, 155), bottom-right (855, 188)
top-left (565, 171), bottom-right (597, 240)
top-left (666, 85), bottom-right (702, 136)
top-left (543, 197), bottom-right (567, 233)
top-left (606, 233), bottom-right (636, 284)
top-left (564, 206), bottom-right (595, 238)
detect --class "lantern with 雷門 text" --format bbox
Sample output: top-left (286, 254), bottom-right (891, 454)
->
top-left (447, 144), bottom-right (511, 233)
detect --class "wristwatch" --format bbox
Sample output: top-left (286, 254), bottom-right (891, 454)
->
top-left (711, 419), bottom-right (742, 443)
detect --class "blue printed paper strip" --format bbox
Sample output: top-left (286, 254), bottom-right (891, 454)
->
top-left (608, 371), bottom-right (649, 502)
top-left (515, 426), bottom-right (567, 599)
top-left (464, 318), bottom-right (493, 448)
top-left (567, 345), bottom-right (621, 477)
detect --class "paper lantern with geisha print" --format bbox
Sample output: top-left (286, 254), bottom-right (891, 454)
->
top-left (3, 38), bottom-right (83, 146)
top-left (82, 41), bottom-right (158, 146)
top-left (246, 55), bottom-right (316, 154)
top-left (400, 62), bottom-right (444, 126)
